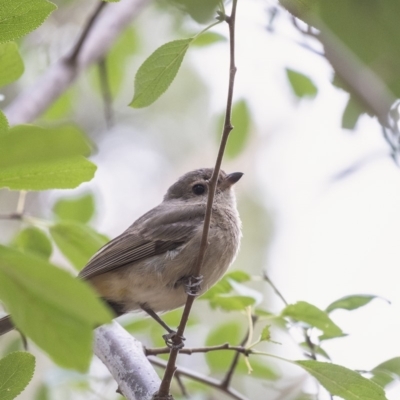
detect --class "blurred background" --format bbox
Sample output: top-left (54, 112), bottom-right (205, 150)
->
top-left (1, 0), bottom-right (400, 399)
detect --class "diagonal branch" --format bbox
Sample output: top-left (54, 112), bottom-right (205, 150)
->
top-left (4, 0), bottom-right (148, 126)
top-left (155, 1), bottom-right (240, 397)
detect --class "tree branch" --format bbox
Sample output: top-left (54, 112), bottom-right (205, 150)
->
top-left (94, 321), bottom-right (161, 400)
top-left (155, 2), bottom-right (240, 397)
top-left (146, 343), bottom-right (248, 357)
top-left (4, 0), bottom-right (148, 126)
top-left (150, 357), bottom-right (249, 400)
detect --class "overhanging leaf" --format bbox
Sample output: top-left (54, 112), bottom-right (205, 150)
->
top-left (0, 125), bottom-right (91, 169)
top-left (296, 360), bottom-right (387, 400)
top-left (129, 38), bottom-right (193, 108)
top-left (50, 222), bottom-right (108, 270)
top-left (326, 295), bottom-right (385, 313)
top-left (0, 352), bottom-right (35, 400)
top-left (0, 0), bottom-right (57, 44)
top-left (0, 42), bottom-right (24, 87)
top-left (282, 301), bottom-right (343, 337)
top-left (0, 156), bottom-right (97, 191)
top-left (0, 246), bottom-right (112, 371)
top-left (370, 357), bottom-right (400, 388)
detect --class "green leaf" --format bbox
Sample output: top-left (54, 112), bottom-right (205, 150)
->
top-left (0, 246), bottom-right (112, 371)
top-left (34, 384), bottom-right (49, 400)
top-left (53, 193), bottom-right (95, 223)
top-left (260, 325), bottom-right (272, 341)
top-left (0, 42), bottom-right (24, 87)
top-left (192, 32), bottom-right (226, 47)
top-left (225, 270), bottom-right (251, 282)
top-left (296, 360), bottom-right (387, 400)
top-left (106, 27), bottom-right (138, 95)
top-left (210, 295), bottom-right (255, 311)
top-left (167, 0), bottom-right (219, 23)
top-left (50, 221), bottom-right (108, 270)
top-left (216, 99), bottom-right (252, 159)
top-left (342, 97), bottom-right (365, 130)
top-left (12, 227), bottom-right (52, 259)
top-left (282, 301), bottom-right (343, 337)
top-left (0, 125), bottom-right (91, 169)
top-left (0, 0), bottom-right (57, 44)
top-left (0, 352), bottom-right (35, 400)
top-left (326, 295), bottom-right (384, 313)
top-left (0, 156), bottom-right (97, 191)
top-left (225, 99), bottom-right (252, 159)
top-left (236, 357), bottom-right (279, 380)
top-left (0, 110), bottom-right (8, 135)
top-left (371, 357), bottom-right (400, 388)
top-left (286, 68), bottom-right (318, 98)
top-left (129, 38), bottom-right (193, 108)
top-left (205, 321), bottom-right (243, 372)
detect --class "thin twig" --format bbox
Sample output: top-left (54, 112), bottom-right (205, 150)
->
top-left (150, 358), bottom-right (249, 400)
top-left (0, 213), bottom-right (23, 220)
top-left (5, 0), bottom-right (148, 125)
top-left (67, 1), bottom-right (107, 64)
top-left (263, 271), bottom-right (288, 306)
top-left (98, 58), bottom-right (115, 128)
top-left (221, 330), bottom-right (250, 389)
top-left (174, 374), bottom-right (189, 398)
top-left (16, 191), bottom-right (27, 215)
top-left (155, 1), bottom-right (239, 398)
top-left (146, 343), bottom-right (248, 357)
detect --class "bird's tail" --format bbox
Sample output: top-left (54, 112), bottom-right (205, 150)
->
top-left (0, 315), bottom-right (14, 336)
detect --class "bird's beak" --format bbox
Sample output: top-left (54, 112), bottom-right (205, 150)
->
top-left (224, 172), bottom-right (243, 187)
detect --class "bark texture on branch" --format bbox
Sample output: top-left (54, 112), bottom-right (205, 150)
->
top-left (5, 0), bottom-right (148, 126)
top-left (95, 322), bottom-right (161, 400)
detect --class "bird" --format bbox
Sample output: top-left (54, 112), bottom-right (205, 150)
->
top-left (0, 168), bottom-right (243, 343)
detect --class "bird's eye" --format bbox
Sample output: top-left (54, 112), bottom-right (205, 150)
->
top-left (192, 184), bottom-right (205, 195)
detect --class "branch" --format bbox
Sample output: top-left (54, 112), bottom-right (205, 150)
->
top-left (150, 357), bottom-right (249, 400)
top-left (146, 343), bottom-right (248, 356)
top-left (155, 1), bottom-right (239, 397)
top-left (94, 321), bottom-right (160, 400)
top-left (4, 0), bottom-right (148, 126)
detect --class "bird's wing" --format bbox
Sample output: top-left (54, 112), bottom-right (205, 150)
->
top-left (79, 204), bottom-right (205, 280)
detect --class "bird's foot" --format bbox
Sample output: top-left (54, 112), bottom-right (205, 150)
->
top-left (162, 331), bottom-right (186, 350)
top-left (183, 275), bottom-right (203, 296)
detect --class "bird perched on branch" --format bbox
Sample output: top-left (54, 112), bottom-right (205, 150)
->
top-left (0, 168), bottom-right (242, 344)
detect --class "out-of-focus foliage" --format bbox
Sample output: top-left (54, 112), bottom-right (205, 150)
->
top-left (0, 246), bottom-right (112, 371)
top-left (0, 42), bottom-right (24, 88)
top-left (286, 68), bottom-right (318, 99)
top-left (12, 227), bottom-right (53, 259)
top-left (371, 357), bottom-right (400, 388)
top-left (280, 0), bottom-right (400, 128)
top-left (53, 193), bottom-right (95, 223)
top-left (50, 221), bottom-right (108, 270)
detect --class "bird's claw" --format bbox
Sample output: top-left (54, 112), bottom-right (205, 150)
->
top-left (163, 331), bottom-right (186, 350)
top-left (184, 275), bottom-right (203, 296)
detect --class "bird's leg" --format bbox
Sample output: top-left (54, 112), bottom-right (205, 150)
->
top-left (140, 304), bottom-right (185, 350)
top-left (182, 275), bottom-right (203, 296)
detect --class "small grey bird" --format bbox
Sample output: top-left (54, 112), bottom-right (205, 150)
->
top-left (0, 168), bottom-right (242, 340)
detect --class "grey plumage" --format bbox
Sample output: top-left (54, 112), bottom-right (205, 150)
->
top-left (80, 168), bottom-right (242, 315)
top-left (0, 168), bottom-right (242, 336)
